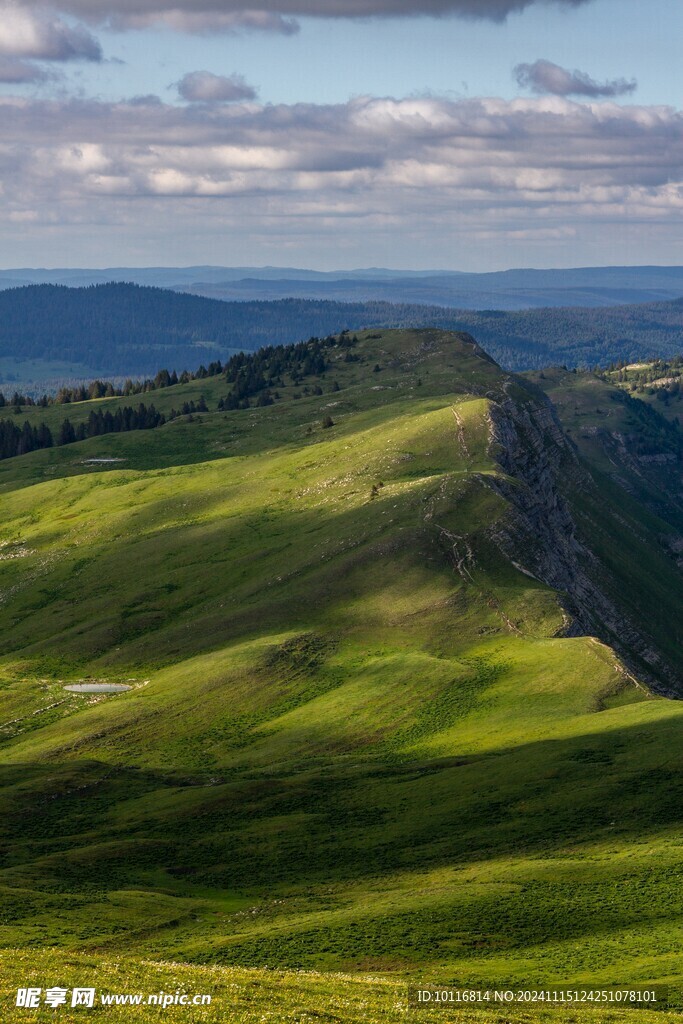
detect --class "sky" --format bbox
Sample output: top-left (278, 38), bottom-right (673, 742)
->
top-left (0, 0), bottom-right (681, 270)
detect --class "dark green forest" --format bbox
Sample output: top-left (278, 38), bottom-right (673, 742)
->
top-left (453, 301), bottom-right (683, 369)
top-left (0, 283), bottom-right (407, 375)
top-left (2, 282), bottom-right (683, 379)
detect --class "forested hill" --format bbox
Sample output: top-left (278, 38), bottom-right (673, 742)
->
top-left (0, 283), bottom-right (403, 376)
top-left (2, 282), bottom-right (683, 380)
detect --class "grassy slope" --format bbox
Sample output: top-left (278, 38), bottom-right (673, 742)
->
top-left (2, 951), bottom-right (680, 1024)
top-left (0, 331), bottom-right (682, 1020)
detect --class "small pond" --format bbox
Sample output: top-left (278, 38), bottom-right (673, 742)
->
top-left (64, 683), bottom-right (132, 694)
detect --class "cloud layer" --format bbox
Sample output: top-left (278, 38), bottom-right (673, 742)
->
top-left (9, 0), bottom-right (592, 33)
top-left (1, 92), bottom-right (679, 222)
top-left (515, 59), bottom-right (636, 98)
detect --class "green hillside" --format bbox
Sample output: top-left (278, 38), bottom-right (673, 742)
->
top-left (0, 329), bottom-right (681, 1021)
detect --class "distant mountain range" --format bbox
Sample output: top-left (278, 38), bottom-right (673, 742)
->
top-left (3, 265), bottom-right (683, 309)
top-left (0, 265), bottom-right (451, 288)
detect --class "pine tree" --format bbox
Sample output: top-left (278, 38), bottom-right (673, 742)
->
top-left (59, 419), bottom-right (77, 445)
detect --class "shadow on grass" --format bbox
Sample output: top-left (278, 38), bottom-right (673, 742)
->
top-left (1, 707), bottom-right (683, 967)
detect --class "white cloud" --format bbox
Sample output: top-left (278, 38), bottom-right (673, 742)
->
top-left (0, 4), bottom-right (102, 61)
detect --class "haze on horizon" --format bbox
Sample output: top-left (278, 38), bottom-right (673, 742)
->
top-left (0, 0), bottom-right (680, 272)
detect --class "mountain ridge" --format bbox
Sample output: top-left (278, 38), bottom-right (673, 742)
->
top-left (0, 327), bottom-right (680, 1000)
top-left (3, 264), bottom-right (683, 308)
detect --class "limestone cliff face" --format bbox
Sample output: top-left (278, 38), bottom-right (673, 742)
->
top-left (483, 390), bottom-right (683, 697)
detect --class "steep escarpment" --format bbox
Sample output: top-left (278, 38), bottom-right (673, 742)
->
top-left (483, 387), bottom-right (683, 697)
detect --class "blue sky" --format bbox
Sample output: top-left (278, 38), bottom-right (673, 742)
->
top-left (70, 0), bottom-right (678, 110)
top-left (0, 0), bottom-right (681, 270)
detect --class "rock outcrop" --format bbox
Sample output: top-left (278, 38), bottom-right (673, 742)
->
top-left (483, 389), bottom-right (683, 697)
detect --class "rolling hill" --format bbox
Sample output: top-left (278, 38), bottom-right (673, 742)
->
top-left (0, 328), bottom-right (681, 1021)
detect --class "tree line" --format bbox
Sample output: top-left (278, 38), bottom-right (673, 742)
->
top-left (0, 334), bottom-right (337, 415)
top-left (218, 335), bottom-right (336, 408)
top-left (0, 402), bottom-right (167, 461)
top-left (0, 332), bottom-right (346, 461)
top-left (0, 362), bottom-right (224, 411)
